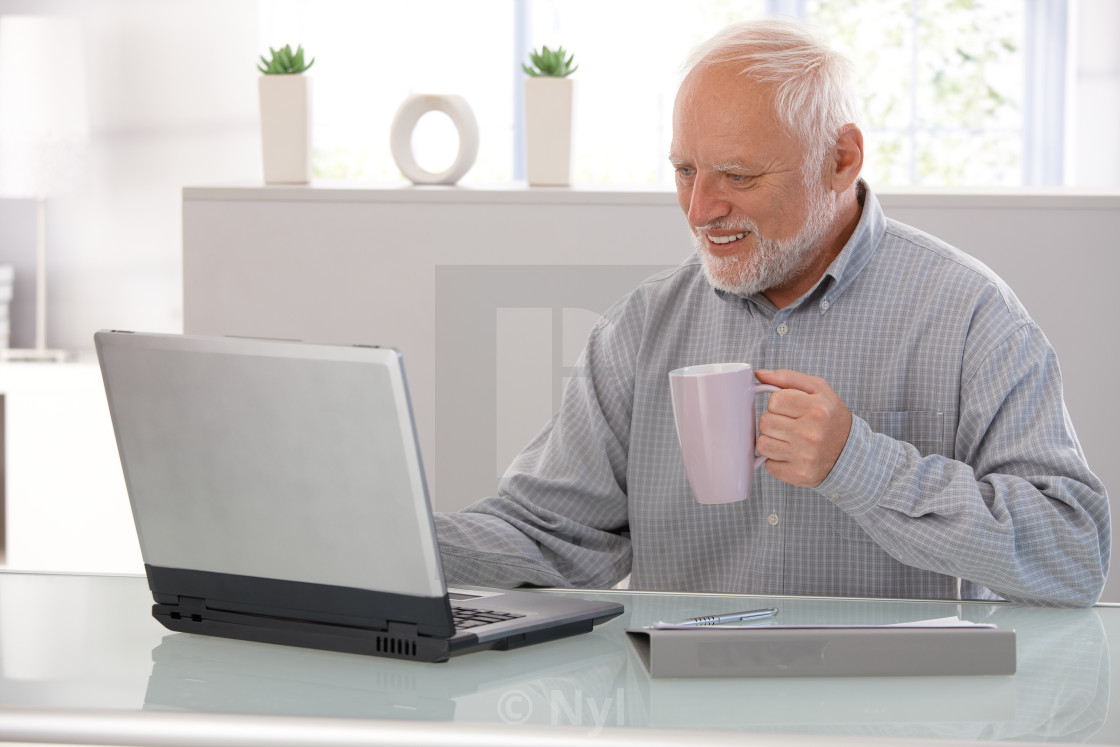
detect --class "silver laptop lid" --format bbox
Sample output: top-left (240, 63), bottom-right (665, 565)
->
top-left (95, 331), bottom-right (446, 599)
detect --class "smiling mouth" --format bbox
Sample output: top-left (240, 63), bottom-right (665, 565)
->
top-left (708, 231), bottom-right (749, 245)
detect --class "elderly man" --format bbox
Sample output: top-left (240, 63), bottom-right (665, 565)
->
top-left (434, 19), bottom-right (1110, 606)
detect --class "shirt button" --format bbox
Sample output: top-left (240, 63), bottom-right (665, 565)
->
top-left (776, 323), bottom-right (789, 336)
top-left (768, 513), bottom-right (779, 526)
top-left (820, 300), bottom-right (831, 311)
top-left (828, 492), bottom-right (840, 500)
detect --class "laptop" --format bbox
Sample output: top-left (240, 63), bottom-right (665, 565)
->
top-left (95, 330), bottom-right (623, 663)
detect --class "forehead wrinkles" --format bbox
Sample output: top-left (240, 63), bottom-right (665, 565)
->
top-left (673, 80), bottom-right (808, 180)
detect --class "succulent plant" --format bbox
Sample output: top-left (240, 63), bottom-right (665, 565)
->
top-left (522, 45), bottom-right (578, 77)
top-left (258, 44), bottom-right (315, 75)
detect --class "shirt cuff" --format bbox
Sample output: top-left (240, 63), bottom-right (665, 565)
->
top-left (815, 414), bottom-right (900, 515)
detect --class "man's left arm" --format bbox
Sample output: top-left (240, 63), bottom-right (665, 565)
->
top-left (755, 325), bottom-right (1111, 607)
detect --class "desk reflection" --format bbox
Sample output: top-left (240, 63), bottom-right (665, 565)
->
top-left (143, 593), bottom-right (1109, 742)
top-left (145, 628), bottom-right (628, 726)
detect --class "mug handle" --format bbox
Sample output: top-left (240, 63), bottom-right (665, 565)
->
top-left (752, 383), bottom-right (781, 470)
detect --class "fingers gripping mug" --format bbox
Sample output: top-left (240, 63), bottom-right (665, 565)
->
top-left (669, 363), bottom-right (780, 504)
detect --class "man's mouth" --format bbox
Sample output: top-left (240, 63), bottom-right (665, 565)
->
top-left (707, 231), bottom-right (749, 245)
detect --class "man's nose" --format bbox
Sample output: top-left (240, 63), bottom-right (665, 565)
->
top-left (686, 172), bottom-right (730, 229)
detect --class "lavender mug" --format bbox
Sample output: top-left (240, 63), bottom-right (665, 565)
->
top-left (669, 363), bottom-right (780, 504)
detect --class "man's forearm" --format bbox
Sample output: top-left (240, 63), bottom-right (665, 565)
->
top-left (817, 414), bottom-right (1109, 606)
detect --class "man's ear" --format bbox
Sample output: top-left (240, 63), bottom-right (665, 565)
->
top-left (829, 124), bottom-right (863, 193)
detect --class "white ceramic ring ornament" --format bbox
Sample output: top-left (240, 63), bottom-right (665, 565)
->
top-left (390, 94), bottom-right (479, 185)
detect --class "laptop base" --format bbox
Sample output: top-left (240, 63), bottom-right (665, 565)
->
top-left (153, 604), bottom-right (605, 663)
top-left (153, 603), bottom-right (474, 663)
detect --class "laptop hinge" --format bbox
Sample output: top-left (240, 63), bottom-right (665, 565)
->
top-left (170, 595), bottom-right (207, 623)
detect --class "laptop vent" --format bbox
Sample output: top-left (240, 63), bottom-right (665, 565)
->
top-left (375, 635), bottom-right (418, 658)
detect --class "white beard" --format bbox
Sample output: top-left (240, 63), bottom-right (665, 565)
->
top-left (694, 182), bottom-right (837, 298)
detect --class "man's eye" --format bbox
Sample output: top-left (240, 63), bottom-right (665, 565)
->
top-left (676, 166), bottom-right (695, 177)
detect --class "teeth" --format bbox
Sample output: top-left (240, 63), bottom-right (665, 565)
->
top-left (709, 232), bottom-right (748, 245)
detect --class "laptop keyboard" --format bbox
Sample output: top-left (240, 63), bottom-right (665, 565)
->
top-left (452, 605), bottom-right (526, 630)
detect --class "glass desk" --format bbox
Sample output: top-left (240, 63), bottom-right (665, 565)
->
top-left (0, 570), bottom-right (1116, 746)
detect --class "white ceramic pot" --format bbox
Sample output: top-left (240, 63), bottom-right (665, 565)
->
top-left (258, 74), bottom-right (312, 184)
top-left (524, 77), bottom-right (575, 187)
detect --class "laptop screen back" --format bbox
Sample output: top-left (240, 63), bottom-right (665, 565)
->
top-left (96, 332), bottom-right (445, 599)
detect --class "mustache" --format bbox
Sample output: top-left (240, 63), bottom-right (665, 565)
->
top-left (694, 217), bottom-right (757, 234)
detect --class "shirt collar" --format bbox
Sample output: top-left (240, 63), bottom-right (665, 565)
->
top-left (812, 179), bottom-right (884, 304)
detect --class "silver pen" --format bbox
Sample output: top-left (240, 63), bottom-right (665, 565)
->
top-left (669, 607), bottom-right (779, 626)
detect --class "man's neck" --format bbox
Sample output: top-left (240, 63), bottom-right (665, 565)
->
top-left (762, 186), bottom-right (865, 310)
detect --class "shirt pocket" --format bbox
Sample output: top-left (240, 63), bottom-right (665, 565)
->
top-left (856, 410), bottom-right (951, 459)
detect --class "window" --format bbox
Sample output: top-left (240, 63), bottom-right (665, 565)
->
top-left (261, 0), bottom-right (1069, 187)
top-left (808, 0), bottom-right (1030, 186)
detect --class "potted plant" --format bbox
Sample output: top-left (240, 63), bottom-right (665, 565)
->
top-left (522, 45), bottom-right (577, 187)
top-left (257, 44), bottom-right (315, 184)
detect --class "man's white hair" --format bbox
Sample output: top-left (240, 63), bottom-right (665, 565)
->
top-left (682, 18), bottom-right (862, 177)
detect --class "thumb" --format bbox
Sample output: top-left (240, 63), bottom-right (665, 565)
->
top-left (754, 368), bottom-right (821, 393)
top-left (753, 368), bottom-right (785, 384)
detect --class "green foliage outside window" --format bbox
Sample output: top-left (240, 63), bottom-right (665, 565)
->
top-left (808, 0), bottom-right (1023, 186)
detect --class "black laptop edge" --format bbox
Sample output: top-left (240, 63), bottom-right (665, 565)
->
top-left (148, 564), bottom-right (491, 662)
top-left (147, 564), bottom-right (622, 663)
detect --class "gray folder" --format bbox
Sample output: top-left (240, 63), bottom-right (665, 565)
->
top-left (626, 626), bottom-right (1016, 678)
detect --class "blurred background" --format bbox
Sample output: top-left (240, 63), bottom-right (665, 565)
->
top-left (0, 0), bottom-right (1117, 582)
top-left (0, 0), bottom-right (1115, 354)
